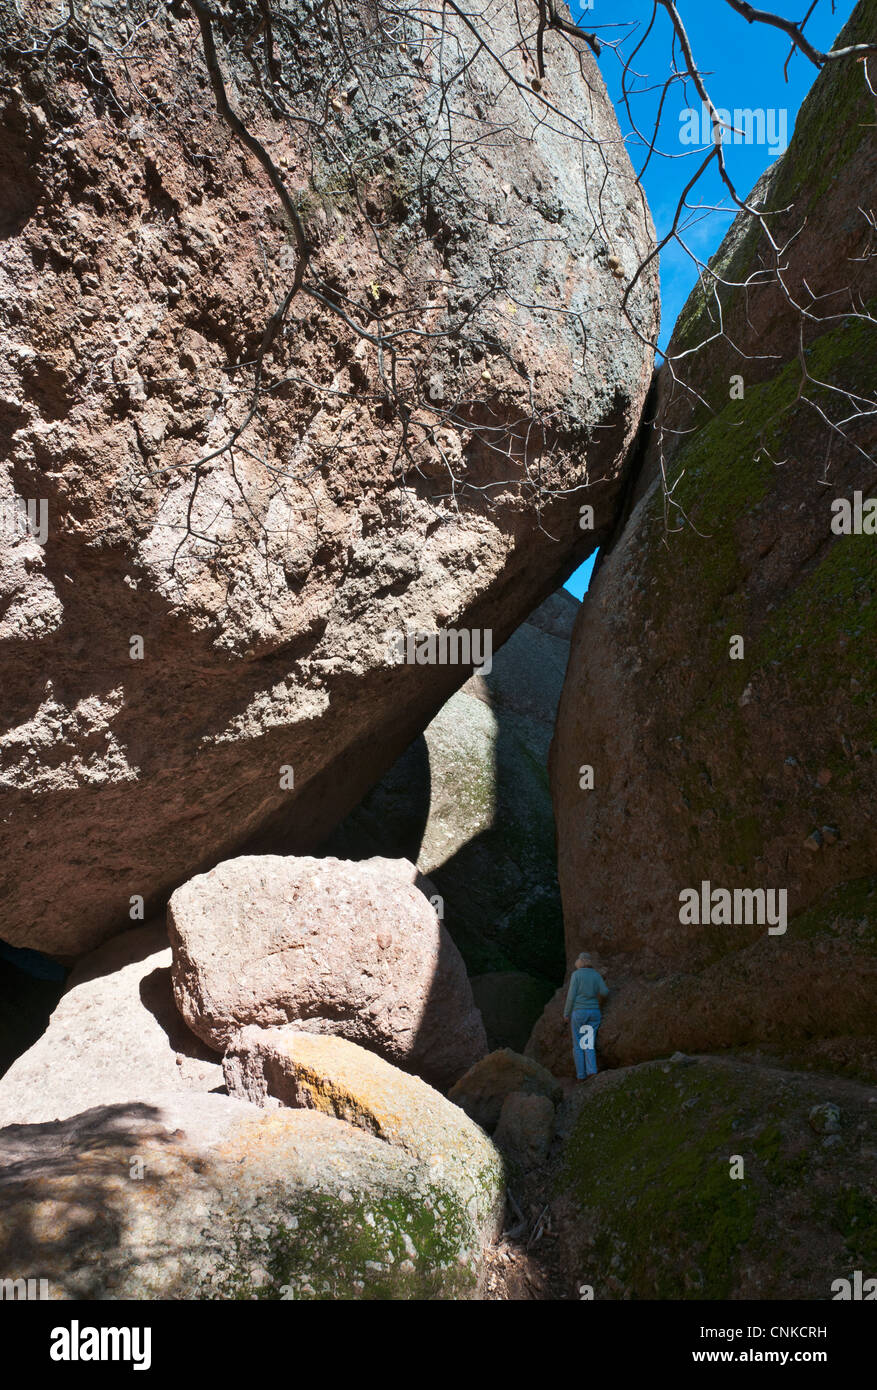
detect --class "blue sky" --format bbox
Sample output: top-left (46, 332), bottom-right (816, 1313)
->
top-left (563, 0), bottom-right (859, 601)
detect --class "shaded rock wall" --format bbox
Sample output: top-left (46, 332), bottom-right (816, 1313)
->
top-left (540, 1), bottom-right (877, 1074)
top-left (324, 590), bottom-right (579, 989)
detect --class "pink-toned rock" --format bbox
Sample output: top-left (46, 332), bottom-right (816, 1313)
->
top-left (222, 1027), bottom-right (505, 1232)
top-left (0, 1087), bottom-right (501, 1299)
top-left (0, 1), bottom-right (657, 959)
top-left (0, 923), bottom-right (221, 1127)
top-left (168, 854), bottom-right (487, 1088)
top-left (541, 9), bottom-right (877, 1074)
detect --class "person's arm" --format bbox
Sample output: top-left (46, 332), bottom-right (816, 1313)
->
top-left (597, 971), bottom-right (610, 999)
top-left (563, 974), bottom-right (577, 1019)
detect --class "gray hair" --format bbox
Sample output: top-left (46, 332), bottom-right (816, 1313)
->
top-left (575, 952), bottom-right (592, 967)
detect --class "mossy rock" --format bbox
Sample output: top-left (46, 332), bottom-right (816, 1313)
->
top-left (556, 1057), bottom-right (877, 1299)
top-left (549, 18), bottom-right (877, 1068)
top-left (0, 1085), bottom-right (504, 1300)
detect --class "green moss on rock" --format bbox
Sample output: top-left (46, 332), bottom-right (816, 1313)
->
top-left (203, 1185), bottom-right (479, 1301)
top-left (558, 1059), bottom-right (877, 1299)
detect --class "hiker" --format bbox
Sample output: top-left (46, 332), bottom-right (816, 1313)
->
top-left (563, 951), bottom-right (609, 1081)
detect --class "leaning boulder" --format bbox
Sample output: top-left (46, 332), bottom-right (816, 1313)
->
top-left (0, 0), bottom-right (657, 957)
top-left (0, 1085), bottom-right (503, 1299)
top-left (169, 854), bottom-right (487, 1088)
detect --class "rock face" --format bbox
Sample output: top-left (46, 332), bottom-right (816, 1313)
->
top-left (0, 923), bottom-right (222, 1126)
top-left (0, 0), bottom-right (657, 956)
top-left (0, 1083), bottom-right (504, 1299)
top-left (168, 854), bottom-right (487, 1087)
top-left (324, 588), bottom-right (580, 1009)
top-left (543, 2), bottom-right (877, 1073)
top-left (224, 1027), bottom-right (504, 1223)
top-left (448, 1048), bottom-right (561, 1133)
top-left (470, 971), bottom-right (556, 1054)
top-left (554, 1056), bottom-right (877, 1299)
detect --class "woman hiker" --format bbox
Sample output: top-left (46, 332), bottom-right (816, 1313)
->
top-left (563, 951), bottom-right (609, 1081)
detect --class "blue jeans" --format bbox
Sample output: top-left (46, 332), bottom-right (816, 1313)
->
top-left (570, 1007), bottom-right (601, 1079)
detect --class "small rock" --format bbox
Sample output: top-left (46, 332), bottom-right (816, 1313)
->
top-left (808, 1102), bottom-right (841, 1135)
top-left (494, 1091), bottom-right (555, 1170)
top-left (169, 855), bottom-right (487, 1089)
top-left (449, 1049), bottom-right (561, 1133)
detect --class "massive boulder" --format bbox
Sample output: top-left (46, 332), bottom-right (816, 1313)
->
top-left (541, 2), bottom-right (877, 1074)
top-left (0, 0), bottom-right (657, 957)
top-left (168, 854), bottom-right (487, 1087)
top-left (0, 923), bottom-right (222, 1126)
top-left (0, 1080), bottom-right (504, 1299)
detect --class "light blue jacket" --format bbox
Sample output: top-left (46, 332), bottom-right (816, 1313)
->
top-left (564, 967), bottom-right (609, 1016)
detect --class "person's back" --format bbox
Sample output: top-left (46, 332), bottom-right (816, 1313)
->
top-left (566, 965), bottom-right (608, 1013)
top-left (563, 952), bottom-right (610, 1080)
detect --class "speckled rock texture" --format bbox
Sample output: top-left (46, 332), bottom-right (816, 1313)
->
top-left (223, 1027), bottom-right (505, 1230)
top-left (448, 1047), bottom-right (561, 1133)
top-left (0, 1081), bottom-right (504, 1298)
top-left (0, 0), bottom-right (657, 956)
top-left (553, 1056), bottom-right (877, 1299)
top-left (169, 854), bottom-right (487, 1087)
top-left (538, 2), bottom-right (877, 1075)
